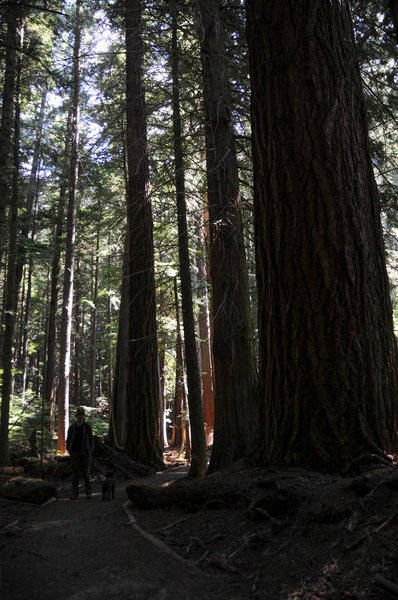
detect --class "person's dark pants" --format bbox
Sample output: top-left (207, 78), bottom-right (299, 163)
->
top-left (70, 452), bottom-right (92, 497)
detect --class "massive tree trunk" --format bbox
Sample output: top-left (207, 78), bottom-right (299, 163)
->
top-left (0, 2), bottom-right (18, 264)
top-left (196, 0), bottom-right (258, 472)
top-left (171, 1), bottom-right (207, 477)
top-left (0, 22), bottom-right (23, 465)
top-left (57, 0), bottom-right (82, 453)
top-left (246, 0), bottom-right (398, 471)
top-left (124, 0), bottom-right (163, 467)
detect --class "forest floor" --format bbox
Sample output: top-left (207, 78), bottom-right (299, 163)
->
top-left (1, 450), bottom-right (398, 600)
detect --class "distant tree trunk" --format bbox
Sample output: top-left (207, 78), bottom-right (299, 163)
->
top-left (246, 0), bottom-right (398, 471)
top-left (72, 256), bottom-right (82, 406)
top-left (44, 177), bottom-right (66, 433)
top-left (0, 2), bottom-right (18, 264)
top-left (159, 348), bottom-right (168, 448)
top-left (196, 0), bottom-right (258, 472)
top-left (124, 0), bottom-right (163, 467)
top-left (89, 230), bottom-right (99, 406)
top-left (106, 234), bottom-right (114, 401)
top-left (171, 2), bottom-right (207, 477)
top-left (109, 125), bottom-right (128, 450)
top-left (17, 83), bottom-right (45, 401)
top-left (196, 212), bottom-right (214, 446)
top-left (57, 0), bottom-right (82, 453)
top-left (109, 241), bottom-right (128, 449)
top-left (0, 22), bottom-right (23, 465)
top-left (171, 277), bottom-right (185, 449)
top-left (20, 215), bottom-right (35, 401)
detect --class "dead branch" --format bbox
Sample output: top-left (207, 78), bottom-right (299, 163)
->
top-left (123, 501), bottom-right (190, 564)
top-left (345, 510), bottom-right (398, 551)
top-left (208, 552), bottom-right (238, 574)
top-left (14, 547), bottom-right (48, 560)
top-left (159, 517), bottom-right (188, 532)
top-left (375, 575), bottom-right (398, 596)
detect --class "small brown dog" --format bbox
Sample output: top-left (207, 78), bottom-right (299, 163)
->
top-left (101, 471), bottom-right (115, 501)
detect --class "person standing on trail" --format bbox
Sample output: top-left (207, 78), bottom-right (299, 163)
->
top-left (66, 407), bottom-right (95, 500)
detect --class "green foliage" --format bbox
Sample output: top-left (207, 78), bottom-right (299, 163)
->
top-left (7, 393), bottom-right (109, 458)
top-left (352, 1), bottom-right (398, 224)
top-left (8, 392), bottom-right (54, 457)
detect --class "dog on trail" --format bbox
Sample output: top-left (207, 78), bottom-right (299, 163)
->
top-left (101, 471), bottom-right (115, 501)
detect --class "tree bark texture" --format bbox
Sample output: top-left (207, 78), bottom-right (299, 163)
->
top-left (0, 2), bottom-right (18, 264)
top-left (89, 229), bottom-right (99, 406)
top-left (171, 2), bottom-right (207, 477)
top-left (109, 242), bottom-right (129, 449)
top-left (124, 0), bottom-right (163, 467)
top-left (172, 277), bottom-right (185, 449)
top-left (196, 212), bottom-right (214, 442)
top-left (196, 0), bottom-right (258, 472)
top-left (0, 25), bottom-right (22, 465)
top-left (44, 177), bottom-right (66, 432)
top-left (246, 0), bottom-right (398, 471)
top-left (57, 0), bottom-right (82, 453)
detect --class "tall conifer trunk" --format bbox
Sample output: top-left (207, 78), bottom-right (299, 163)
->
top-left (0, 19), bottom-right (23, 464)
top-left (171, 1), bottom-right (207, 477)
top-left (0, 2), bottom-right (18, 264)
top-left (196, 0), bottom-right (258, 472)
top-left (124, 0), bottom-right (163, 467)
top-left (44, 177), bottom-right (66, 433)
top-left (196, 212), bottom-right (214, 444)
top-left (57, 0), bottom-right (82, 453)
top-left (89, 229), bottom-right (99, 406)
top-left (247, 0), bottom-right (398, 471)
top-left (109, 242), bottom-right (129, 449)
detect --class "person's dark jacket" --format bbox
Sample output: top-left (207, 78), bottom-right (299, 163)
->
top-left (66, 421), bottom-right (94, 455)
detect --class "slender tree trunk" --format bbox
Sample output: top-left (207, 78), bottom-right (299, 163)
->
top-left (124, 0), bottom-right (163, 467)
top-left (246, 0), bottom-right (398, 471)
top-left (106, 235), bottom-right (114, 402)
top-left (17, 85), bottom-right (45, 401)
top-left (44, 177), bottom-right (67, 433)
top-left (57, 0), bottom-right (82, 453)
top-left (89, 230), bottom-right (99, 406)
top-left (73, 256), bottom-right (82, 406)
top-left (20, 211), bottom-right (36, 401)
top-left (109, 125), bottom-right (128, 449)
top-left (171, 1), bottom-right (207, 477)
top-left (109, 241), bottom-right (129, 449)
top-left (172, 277), bottom-right (185, 449)
top-left (196, 0), bottom-right (258, 472)
top-left (158, 349), bottom-right (168, 448)
top-left (0, 22), bottom-right (23, 464)
top-left (196, 212), bottom-right (214, 445)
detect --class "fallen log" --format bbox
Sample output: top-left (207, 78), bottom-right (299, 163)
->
top-left (125, 481), bottom-right (202, 509)
top-left (0, 476), bottom-right (56, 505)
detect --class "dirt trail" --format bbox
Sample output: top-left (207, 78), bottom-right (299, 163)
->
top-left (1, 468), bottom-right (242, 600)
top-left (2, 461), bottom-right (398, 600)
